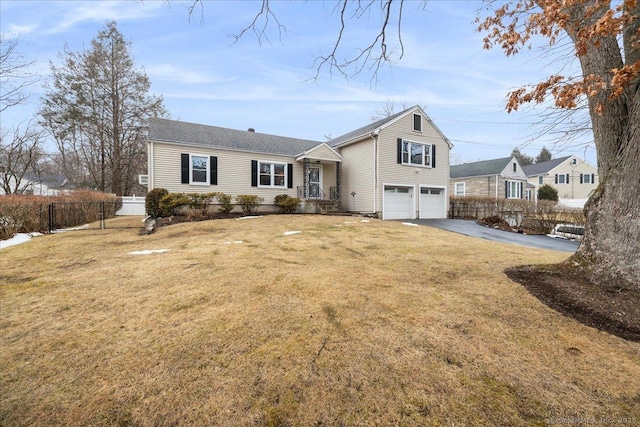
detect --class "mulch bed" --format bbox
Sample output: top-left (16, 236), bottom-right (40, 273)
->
top-left (505, 264), bottom-right (640, 342)
top-left (476, 216), bottom-right (515, 232)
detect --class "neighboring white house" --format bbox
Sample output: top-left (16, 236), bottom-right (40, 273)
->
top-left (147, 106), bottom-right (452, 219)
top-left (522, 155), bottom-right (598, 206)
top-left (0, 172), bottom-right (75, 196)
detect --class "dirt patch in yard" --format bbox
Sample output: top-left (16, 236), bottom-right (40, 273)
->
top-left (506, 264), bottom-right (640, 342)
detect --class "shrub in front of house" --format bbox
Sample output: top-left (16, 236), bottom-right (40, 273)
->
top-left (145, 188), bottom-right (168, 218)
top-left (159, 193), bottom-right (191, 217)
top-left (538, 184), bottom-right (559, 202)
top-left (235, 195), bottom-right (264, 214)
top-left (215, 192), bottom-right (233, 214)
top-left (185, 192), bottom-right (217, 216)
top-left (274, 194), bottom-right (301, 214)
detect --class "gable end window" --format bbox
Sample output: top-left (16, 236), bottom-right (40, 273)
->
top-left (400, 139), bottom-right (433, 168)
top-left (181, 153), bottom-right (217, 185)
top-left (413, 114), bottom-right (422, 132)
top-left (538, 176), bottom-right (544, 185)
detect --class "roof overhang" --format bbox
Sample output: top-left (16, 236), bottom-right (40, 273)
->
top-left (295, 143), bottom-right (343, 162)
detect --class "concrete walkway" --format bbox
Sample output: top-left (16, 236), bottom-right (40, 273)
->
top-left (406, 219), bottom-right (579, 252)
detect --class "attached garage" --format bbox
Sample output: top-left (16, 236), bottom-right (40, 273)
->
top-left (419, 187), bottom-right (445, 218)
top-left (383, 185), bottom-right (414, 220)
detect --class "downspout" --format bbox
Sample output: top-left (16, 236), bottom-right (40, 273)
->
top-left (148, 141), bottom-right (154, 190)
top-left (371, 130), bottom-right (379, 215)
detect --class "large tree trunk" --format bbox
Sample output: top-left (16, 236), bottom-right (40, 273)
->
top-left (564, 1), bottom-right (640, 289)
top-left (577, 93), bottom-right (640, 289)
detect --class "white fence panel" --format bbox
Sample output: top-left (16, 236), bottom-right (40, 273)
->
top-left (117, 195), bottom-right (146, 216)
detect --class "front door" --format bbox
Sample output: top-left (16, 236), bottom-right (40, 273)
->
top-left (308, 166), bottom-right (322, 199)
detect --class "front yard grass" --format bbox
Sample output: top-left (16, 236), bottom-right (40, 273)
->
top-left (1, 215), bottom-right (638, 426)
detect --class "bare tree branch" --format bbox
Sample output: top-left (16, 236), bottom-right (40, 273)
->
top-left (0, 36), bottom-right (39, 112)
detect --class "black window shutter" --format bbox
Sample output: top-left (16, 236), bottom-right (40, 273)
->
top-left (555, 174), bottom-right (558, 184)
top-left (181, 153), bottom-right (189, 184)
top-left (210, 156), bottom-right (217, 185)
top-left (580, 173), bottom-right (583, 184)
top-left (505, 181), bottom-right (509, 198)
top-left (431, 144), bottom-right (436, 168)
top-left (251, 160), bottom-right (258, 187)
top-left (287, 163), bottom-right (293, 189)
top-left (566, 173), bottom-right (570, 184)
top-left (519, 182), bottom-right (523, 198)
top-left (397, 138), bottom-right (403, 164)
top-left (591, 174), bottom-right (595, 183)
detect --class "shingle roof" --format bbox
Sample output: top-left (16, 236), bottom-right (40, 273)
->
top-left (148, 118), bottom-right (323, 157)
top-left (24, 173), bottom-right (75, 189)
top-left (450, 157), bottom-right (513, 178)
top-left (521, 156), bottom-right (572, 176)
top-left (328, 109), bottom-right (408, 147)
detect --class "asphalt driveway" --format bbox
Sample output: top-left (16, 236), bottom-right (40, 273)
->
top-left (406, 219), bottom-right (579, 252)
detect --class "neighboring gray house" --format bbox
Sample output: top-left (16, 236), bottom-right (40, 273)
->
top-left (449, 157), bottom-right (531, 200)
top-left (522, 155), bottom-right (598, 205)
top-left (147, 106), bottom-right (452, 219)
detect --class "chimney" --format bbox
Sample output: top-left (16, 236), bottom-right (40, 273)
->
top-left (247, 128), bottom-right (255, 133)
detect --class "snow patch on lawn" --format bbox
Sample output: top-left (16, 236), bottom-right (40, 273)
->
top-left (128, 249), bottom-right (170, 255)
top-left (284, 231), bottom-right (301, 236)
top-left (221, 240), bottom-right (243, 244)
top-left (402, 222), bottom-right (419, 227)
top-left (237, 216), bottom-right (263, 220)
top-left (53, 224), bottom-right (90, 232)
top-left (0, 233), bottom-right (42, 250)
top-left (360, 219), bottom-right (370, 223)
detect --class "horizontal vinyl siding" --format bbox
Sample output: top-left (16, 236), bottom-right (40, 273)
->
top-left (339, 139), bottom-right (375, 212)
top-left (151, 142), bottom-right (301, 203)
top-left (378, 114), bottom-right (449, 215)
top-left (501, 160), bottom-right (528, 180)
top-left (549, 160), bottom-right (598, 199)
top-left (321, 162), bottom-right (337, 197)
top-left (303, 144), bottom-right (341, 162)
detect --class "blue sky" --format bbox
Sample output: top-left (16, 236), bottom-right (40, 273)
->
top-left (0, 0), bottom-right (597, 165)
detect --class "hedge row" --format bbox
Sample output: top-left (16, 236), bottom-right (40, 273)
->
top-left (0, 191), bottom-right (119, 240)
top-left (449, 196), bottom-right (585, 233)
top-left (145, 190), bottom-right (302, 218)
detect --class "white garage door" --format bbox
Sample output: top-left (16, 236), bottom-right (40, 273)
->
top-left (383, 186), bottom-right (413, 220)
top-left (419, 187), bottom-right (445, 219)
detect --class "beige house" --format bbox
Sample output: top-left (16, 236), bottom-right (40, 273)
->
top-left (522, 155), bottom-right (598, 204)
top-left (147, 106), bottom-right (452, 219)
top-left (449, 157), bottom-right (531, 200)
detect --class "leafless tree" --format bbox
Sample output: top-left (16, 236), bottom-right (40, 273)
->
top-left (0, 120), bottom-right (46, 194)
top-left (0, 36), bottom-right (39, 112)
top-left (40, 21), bottom-right (166, 195)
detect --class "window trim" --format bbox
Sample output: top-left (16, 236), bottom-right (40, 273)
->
top-left (190, 154), bottom-right (210, 185)
top-left (538, 176), bottom-right (544, 185)
top-left (401, 139), bottom-right (433, 168)
top-left (455, 182), bottom-right (465, 196)
top-left (413, 113), bottom-right (422, 132)
top-left (257, 160), bottom-right (288, 189)
top-left (506, 180), bottom-right (522, 199)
